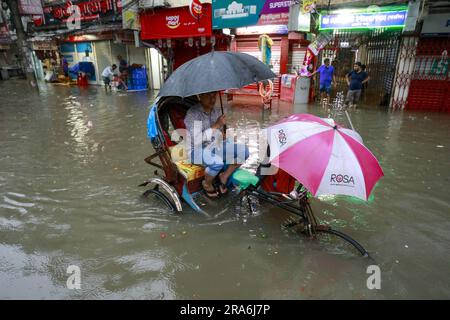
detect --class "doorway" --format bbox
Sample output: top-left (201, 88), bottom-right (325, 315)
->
top-left (146, 47), bottom-right (166, 90)
top-left (316, 29), bottom-right (402, 106)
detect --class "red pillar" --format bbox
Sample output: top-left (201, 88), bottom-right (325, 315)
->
top-left (280, 36), bottom-right (289, 75)
top-left (230, 37), bottom-right (237, 52)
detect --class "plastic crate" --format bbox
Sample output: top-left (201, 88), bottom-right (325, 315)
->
top-left (131, 67), bottom-right (146, 79)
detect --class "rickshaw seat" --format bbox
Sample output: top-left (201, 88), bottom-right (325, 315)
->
top-left (162, 103), bottom-right (188, 147)
top-left (163, 100), bottom-right (205, 182)
top-left (167, 103), bottom-right (188, 130)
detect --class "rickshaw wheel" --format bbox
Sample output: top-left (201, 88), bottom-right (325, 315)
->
top-left (140, 178), bottom-right (183, 213)
top-left (143, 187), bottom-right (178, 212)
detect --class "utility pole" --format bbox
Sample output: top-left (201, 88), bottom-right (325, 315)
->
top-left (5, 0), bottom-right (38, 88)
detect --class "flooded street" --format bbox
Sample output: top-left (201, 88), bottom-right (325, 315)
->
top-left (1, 80), bottom-right (449, 299)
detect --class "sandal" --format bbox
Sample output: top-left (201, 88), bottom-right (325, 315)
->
top-left (217, 173), bottom-right (229, 195)
top-left (202, 180), bottom-right (219, 198)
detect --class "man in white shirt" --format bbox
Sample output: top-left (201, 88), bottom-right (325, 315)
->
top-left (101, 64), bottom-right (117, 91)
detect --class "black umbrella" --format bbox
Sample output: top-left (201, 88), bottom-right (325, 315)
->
top-left (158, 51), bottom-right (276, 98)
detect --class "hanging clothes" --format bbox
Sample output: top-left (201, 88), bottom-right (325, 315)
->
top-left (258, 34), bottom-right (273, 67)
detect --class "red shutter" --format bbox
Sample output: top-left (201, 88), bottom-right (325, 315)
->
top-left (406, 38), bottom-right (450, 112)
top-left (234, 36), bottom-right (281, 96)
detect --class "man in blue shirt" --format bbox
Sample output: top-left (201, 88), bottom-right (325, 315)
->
top-left (309, 58), bottom-right (336, 103)
top-left (345, 62), bottom-right (369, 107)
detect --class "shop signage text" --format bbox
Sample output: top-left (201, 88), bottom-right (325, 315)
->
top-left (166, 15), bottom-right (181, 29)
top-left (42, 0), bottom-right (122, 26)
top-left (319, 10), bottom-right (407, 30)
top-left (32, 41), bottom-right (58, 50)
top-left (236, 24), bottom-right (288, 35)
top-left (212, 0), bottom-right (292, 29)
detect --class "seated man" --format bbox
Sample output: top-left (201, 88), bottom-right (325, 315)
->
top-left (112, 73), bottom-right (128, 91)
top-left (184, 92), bottom-right (249, 198)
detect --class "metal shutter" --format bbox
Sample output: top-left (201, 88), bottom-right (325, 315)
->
top-left (236, 36), bottom-right (281, 95)
top-left (288, 46), bottom-right (306, 74)
top-left (407, 37), bottom-right (450, 112)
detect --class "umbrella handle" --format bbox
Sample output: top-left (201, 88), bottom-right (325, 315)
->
top-left (219, 91), bottom-right (227, 132)
top-left (219, 91), bottom-right (224, 114)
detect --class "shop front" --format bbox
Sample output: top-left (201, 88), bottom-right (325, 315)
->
top-left (140, 3), bottom-right (228, 90)
top-left (403, 13), bottom-right (450, 112)
top-left (212, 0), bottom-right (294, 97)
top-left (30, 40), bottom-right (60, 81)
top-left (32, 0), bottom-right (125, 86)
top-left (231, 25), bottom-right (289, 96)
top-left (314, 5), bottom-right (408, 106)
top-left (59, 30), bottom-right (145, 87)
top-left (60, 34), bottom-right (111, 85)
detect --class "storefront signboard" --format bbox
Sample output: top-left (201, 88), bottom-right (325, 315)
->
top-left (236, 24), bottom-right (288, 35)
top-left (32, 41), bottom-right (58, 50)
top-left (64, 32), bottom-right (114, 42)
top-left (212, 0), bottom-right (293, 29)
top-left (319, 7), bottom-right (407, 30)
top-left (42, 0), bottom-right (122, 27)
top-left (140, 4), bottom-right (212, 40)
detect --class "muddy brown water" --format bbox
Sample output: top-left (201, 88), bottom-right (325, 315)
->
top-left (1, 80), bottom-right (449, 299)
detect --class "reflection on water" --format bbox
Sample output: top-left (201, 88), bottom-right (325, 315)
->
top-left (0, 80), bottom-right (450, 299)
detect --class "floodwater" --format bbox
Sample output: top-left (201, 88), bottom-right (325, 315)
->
top-left (0, 80), bottom-right (449, 299)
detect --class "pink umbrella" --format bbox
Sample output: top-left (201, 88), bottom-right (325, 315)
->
top-left (263, 114), bottom-right (384, 200)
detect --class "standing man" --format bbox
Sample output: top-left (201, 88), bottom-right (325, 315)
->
top-left (101, 64), bottom-right (117, 91)
top-left (117, 55), bottom-right (129, 84)
top-left (117, 55), bottom-right (128, 73)
top-left (309, 58), bottom-right (336, 103)
top-left (345, 62), bottom-right (369, 107)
